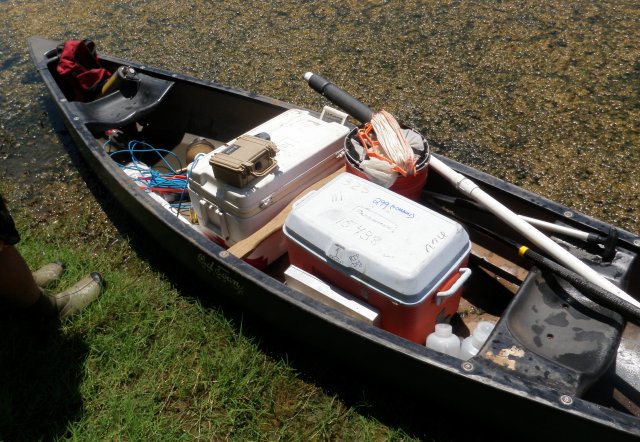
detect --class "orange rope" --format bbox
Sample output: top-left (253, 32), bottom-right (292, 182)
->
top-left (356, 123), bottom-right (414, 176)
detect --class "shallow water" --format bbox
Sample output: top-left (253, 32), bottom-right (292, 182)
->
top-left (0, 1), bottom-right (638, 234)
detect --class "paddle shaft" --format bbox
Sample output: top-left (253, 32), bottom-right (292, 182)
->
top-left (429, 156), bottom-right (640, 310)
top-left (304, 72), bottom-right (373, 123)
top-left (520, 245), bottom-right (640, 323)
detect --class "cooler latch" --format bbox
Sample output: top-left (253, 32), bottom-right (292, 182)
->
top-left (435, 267), bottom-right (472, 305)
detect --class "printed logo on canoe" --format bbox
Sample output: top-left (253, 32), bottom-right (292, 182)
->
top-left (197, 253), bottom-right (245, 295)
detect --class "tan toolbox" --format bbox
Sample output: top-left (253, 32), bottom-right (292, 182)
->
top-left (209, 134), bottom-right (278, 187)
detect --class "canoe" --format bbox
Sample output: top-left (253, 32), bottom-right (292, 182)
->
top-left (28, 36), bottom-right (640, 440)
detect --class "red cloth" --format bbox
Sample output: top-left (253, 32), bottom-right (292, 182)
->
top-left (56, 39), bottom-right (111, 102)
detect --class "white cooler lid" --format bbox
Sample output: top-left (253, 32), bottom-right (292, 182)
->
top-left (283, 173), bottom-right (471, 303)
top-left (188, 109), bottom-right (349, 217)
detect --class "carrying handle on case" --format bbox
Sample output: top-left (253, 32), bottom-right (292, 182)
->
top-left (249, 159), bottom-right (278, 178)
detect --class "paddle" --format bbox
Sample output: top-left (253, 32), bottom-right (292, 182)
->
top-left (304, 72), bottom-right (640, 311)
top-left (423, 194), bottom-right (640, 323)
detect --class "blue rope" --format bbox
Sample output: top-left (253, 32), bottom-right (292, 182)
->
top-left (104, 139), bottom-right (206, 217)
top-left (106, 140), bottom-right (188, 192)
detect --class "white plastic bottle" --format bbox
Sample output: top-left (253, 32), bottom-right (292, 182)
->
top-left (425, 323), bottom-right (460, 358)
top-left (459, 321), bottom-right (495, 361)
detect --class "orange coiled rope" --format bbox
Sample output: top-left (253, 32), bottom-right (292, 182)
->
top-left (357, 110), bottom-right (417, 176)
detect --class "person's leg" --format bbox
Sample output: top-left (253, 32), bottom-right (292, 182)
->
top-left (0, 244), bottom-right (43, 308)
top-left (0, 245), bottom-right (103, 318)
top-left (0, 194), bottom-right (103, 319)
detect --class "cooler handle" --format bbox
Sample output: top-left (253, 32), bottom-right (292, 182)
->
top-left (435, 267), bottom-right (471, 305)
top-left (198, 199), bottom-right (231, 241)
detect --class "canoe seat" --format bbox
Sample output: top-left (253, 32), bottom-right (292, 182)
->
top-left (67, 73), bottom-right (175, 132)
top-left (475, 266), bottom-right (625, 397)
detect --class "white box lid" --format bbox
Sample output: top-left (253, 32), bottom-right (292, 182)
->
top-left (188, 109), bottom-right (349, 216)
top-left (283, 173), bottom-right (471, 303)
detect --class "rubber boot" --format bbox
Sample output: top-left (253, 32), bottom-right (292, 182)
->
top-left (32, 261), bottom-right (66, 288)
top-left (51, 272), bottom-right (104, 319)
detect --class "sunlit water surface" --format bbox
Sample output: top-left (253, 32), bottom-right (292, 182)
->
top-left (1, 1), bottom-right (638, 235)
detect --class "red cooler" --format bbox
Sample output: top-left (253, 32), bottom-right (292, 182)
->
top-left (283, 173), bottom-right (472, 344)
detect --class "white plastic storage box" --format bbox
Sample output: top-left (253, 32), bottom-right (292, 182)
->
top-left (284, 265), bottom-right (380, 326)
top-left (283, 173), bottom-right (472, 343)
top-left (188, 109), bottom-right (350, 268)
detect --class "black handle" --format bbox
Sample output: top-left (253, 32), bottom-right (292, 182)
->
top-left (304, 72), bottom-right (374, 123)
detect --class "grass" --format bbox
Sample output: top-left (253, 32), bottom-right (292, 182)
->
top-left (0, 191), bottom-right (423, 441)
